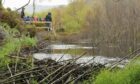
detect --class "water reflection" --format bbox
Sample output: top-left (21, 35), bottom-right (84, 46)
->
top-left (46, 44), bottom-right (94, 49)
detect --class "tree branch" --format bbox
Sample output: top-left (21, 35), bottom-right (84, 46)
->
top-left (16, 0), bottom-right (31, 11)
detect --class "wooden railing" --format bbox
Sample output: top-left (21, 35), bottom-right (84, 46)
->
top-left (24, 21), bottom-right (52, 30)
top-left (24, 21), bottom-right (56, 37)
top-left (24, 21), bottom-right (52, 24)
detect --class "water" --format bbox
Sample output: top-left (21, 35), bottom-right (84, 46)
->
top-left (33, 53), bottom-right (72, 61)
top-left (33, 44), bottom-right (129, 68)
top-left (46, 44), bottom-right (94, 50)
top-left (33, 53), bottom-right (129, 68)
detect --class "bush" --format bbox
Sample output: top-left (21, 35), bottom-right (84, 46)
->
top-left (87, 58), bottom-right (140, 84)
top-left (33, 22), bottom-right (46, 27)
top-left (0, 7), bottom-right (37, 37)
top-left (0, 23), bottom-right (37, 67)
top-left (19, 24), bottom-right (36, 37)
top-left (0, 8), bottom-right (23, 28)
top-left (56, 28), bottom-right (65, 32)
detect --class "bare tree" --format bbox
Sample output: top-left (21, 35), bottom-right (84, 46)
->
top-left (85, 0), bottom-right (140, 57)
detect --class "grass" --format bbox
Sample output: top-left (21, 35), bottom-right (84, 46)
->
top-left (0, 23), bottom-right (37, 67)
top-left (84, 57), bottom-right (140, 84)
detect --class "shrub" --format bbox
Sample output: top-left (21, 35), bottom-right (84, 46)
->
top-left (91, 58), bottom-right (140, 84)
top-left (0, 23), bottom-right (37, 67)
top-left (0, 8), bottom-right (23, 28)
top-left (23, 24), bottom-right (36, 37)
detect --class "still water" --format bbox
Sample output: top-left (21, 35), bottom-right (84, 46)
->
top-left (33, 44), bottom-right (129, 68)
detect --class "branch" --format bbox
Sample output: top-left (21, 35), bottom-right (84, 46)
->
top-left (16, 0), bottom-right (31, 11)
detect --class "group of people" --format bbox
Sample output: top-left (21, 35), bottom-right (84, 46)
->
top-left (23, 16), bottom-right (46, 22)
top-left (20, 7), bottom-right (52, 31)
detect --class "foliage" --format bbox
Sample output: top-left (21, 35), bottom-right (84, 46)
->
top-left (0, 23), bottom-right (37, 67)
top-left (36, 0), bottom-right (92, 34)
top-left (61, 0), bottom-right (91, 33)
top-left (23, 24), bottom-right (36, 37)
top-left (0, 6), bottom-right (38, 37)
top-left (84, 58), bottom-right (140, 84)
top-left (0, 7), bottom-right (24, 28)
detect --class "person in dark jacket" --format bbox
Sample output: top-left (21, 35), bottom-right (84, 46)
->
top-left (45, 12), bottom-right (52, 31)
top-left (21, 7), bottom-right (25, 19)
top-left (46, 12), bottom-right (52, 22)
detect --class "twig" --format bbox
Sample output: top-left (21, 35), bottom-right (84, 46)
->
top-left (51, 57), bottom-right (95, 84)
top-left (7, 64), bottom-right (15, 84)
top-left (39, 62), bottom-right (70, 83)
top-left (9, 56), bottom-right (27, 60)
top-left (109, 48), bottom-right (140, 70)
top-left (39, 52), bottom-right (87, 83)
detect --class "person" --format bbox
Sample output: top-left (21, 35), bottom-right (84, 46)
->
top-left (26, 16), bottom-right (30, 21)
top-left (45, 12), bottom-right (52, 31)
top-left (42, 18), bottom-right (44, 21)
top-left (21, 7), bottom-right (25, 19)
top-left (33, 16), bottom-right (38, 22)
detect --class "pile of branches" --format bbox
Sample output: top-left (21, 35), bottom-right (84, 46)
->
top-left (0, 54), bottom-right (105, 84)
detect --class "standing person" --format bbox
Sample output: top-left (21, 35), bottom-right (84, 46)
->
top-left (21, 7), bottom-right (25, 19)
top-left (33, 16), bottom-right (38, 22)
top-left (45, 12), bottom-right (52, 31)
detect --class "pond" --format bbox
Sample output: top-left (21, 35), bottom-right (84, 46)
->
top-left (33, 44), bottom-right (129, 68)
top-left (46, 44), bottom-right (95, 50)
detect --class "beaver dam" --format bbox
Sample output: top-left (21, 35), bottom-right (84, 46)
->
top-left (0, 54), bottom-right (128, 84)
top-left (0, 42), bottom-right (130, 84)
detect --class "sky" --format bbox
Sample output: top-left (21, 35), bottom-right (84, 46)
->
top-left (3, 0), bottom-right (70, 10)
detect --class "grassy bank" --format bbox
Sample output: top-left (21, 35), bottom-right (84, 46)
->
top-left (0, 23), bottom-right (37, 67)
top-left (84, 57), bottom-right (140, 84)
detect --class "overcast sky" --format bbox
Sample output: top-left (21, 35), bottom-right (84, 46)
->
top-left (3, 0), bottom-right (70, 10)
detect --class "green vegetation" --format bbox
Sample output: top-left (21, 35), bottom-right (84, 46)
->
top-left (61, 0), bottom-right (91, 33)
top-left (0, 0), bottom-right (140, 83)
top-left (0, 5), bottom-right (37, 37)
top-left (0, 7), bottom-right (23, 28)
top-left (0, 23), bottom-right (37, 67)
top-left (0, 5), bottom-right (38, 83)
top-left (36, 0), bottom-right (93, 34)
top-left (84, 58), bottom-right (140, 84)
